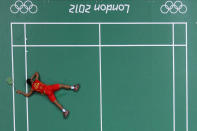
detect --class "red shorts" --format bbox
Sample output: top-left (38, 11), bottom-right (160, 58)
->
top-left (44, 84), bottom-right (60, 102)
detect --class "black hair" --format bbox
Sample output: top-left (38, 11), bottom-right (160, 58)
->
top-left (26, 79), bottom-right (32, 86)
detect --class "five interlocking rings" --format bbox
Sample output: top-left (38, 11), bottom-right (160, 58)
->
top-left (160, 1), bottom-right (187, 14)
top-left (10, 0), bottom-right (38, 14)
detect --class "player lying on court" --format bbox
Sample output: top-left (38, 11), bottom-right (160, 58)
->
top-left (16, 72), bottom-right (79, 118)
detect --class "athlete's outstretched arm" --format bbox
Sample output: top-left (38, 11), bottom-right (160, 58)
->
top-left (16, 89), bottom-right (34, 97)
top-left (31, 72), bottom-right (39, 80)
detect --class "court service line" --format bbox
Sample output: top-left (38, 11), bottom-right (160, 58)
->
top-left (10, 23), bottom-right (16, 131)
top-left (12, 44), bottom-right (186, 47)
top-left (172, 24), bottom-right (176, 131)
top-left (24, 24), bottom-right (29, 131)
top-left (186, 23), bottom-right (188, 131)
top-left (99, 24), bottom-right (103, 131)
top-left (11, 22), bottom-right (187, 25)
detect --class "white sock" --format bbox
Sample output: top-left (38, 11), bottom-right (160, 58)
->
top-left (71, 86), bottom-right (75, 90)
top-left (62, 109), bottom-right (66, 112)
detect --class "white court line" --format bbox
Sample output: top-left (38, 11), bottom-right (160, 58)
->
top-left (13, 44), bottom-right (186, 47)
top-left (172, 24), bottom-right (176, 131)
top-left (186, 23), bottom-right (188, 131)
top-left (10, 23), bottom-right (16, 131)
top-left (99, 24), bottom-right (103, 131)
top-left (24, 24), bottom-right (29, 131)
top-left (11, 22), bottom-right (187, 25)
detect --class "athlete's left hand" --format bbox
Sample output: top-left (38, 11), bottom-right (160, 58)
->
top-left (16, 90), bottom-right (23, 94)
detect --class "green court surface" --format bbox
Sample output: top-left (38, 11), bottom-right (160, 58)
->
top-left (9, 23), bottom-right (186, 131)
top-left (1, 0), bottom-right (197, 131)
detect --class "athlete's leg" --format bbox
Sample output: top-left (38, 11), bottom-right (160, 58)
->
top-left (48, 93), bottom-right (69, 118)
top-left (53, 100), bottom-right (64, 110)
top-left (59, 84), bottom-right (71, 89)
top-left (53, 100), bottom-right (69, 118)
top-left (59, 84), bottom-right (80, 91)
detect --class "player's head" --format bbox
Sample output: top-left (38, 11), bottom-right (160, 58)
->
top-left (26, 79), bottom-right (32, 86)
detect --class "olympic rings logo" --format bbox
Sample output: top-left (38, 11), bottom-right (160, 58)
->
top-left (10, 0), bottom-right (38, 14)
top-left (160, 1), bottom-right (187, 14)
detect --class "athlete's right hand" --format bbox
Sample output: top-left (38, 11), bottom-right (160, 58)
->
top-left (16, 90), bottom-right (22, 94)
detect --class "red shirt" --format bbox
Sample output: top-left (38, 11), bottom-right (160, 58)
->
top-left (32, 80), bottom-right (47, 94)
